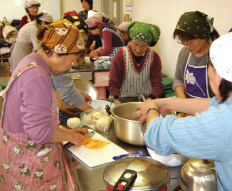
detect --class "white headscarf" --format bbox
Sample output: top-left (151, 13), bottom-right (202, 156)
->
top-left (24, 0), bottom-right (40, 8)
top-left (210, 32), bottom-right (232, 82)
top-left (38, 10), bottom-right (53, 23)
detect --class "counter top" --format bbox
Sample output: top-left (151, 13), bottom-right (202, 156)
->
top-left (70, 65), bottom-right (109, 73)
top-left (65, 125), bottom-right (182, 191)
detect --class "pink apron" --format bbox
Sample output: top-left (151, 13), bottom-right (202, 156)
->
top-left (0, 62), bottom-right (67, 191)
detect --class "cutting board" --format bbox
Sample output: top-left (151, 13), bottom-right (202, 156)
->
top-left (68, 130), bottom-right (128, 168)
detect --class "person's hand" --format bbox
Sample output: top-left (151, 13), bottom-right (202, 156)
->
top-left (115, 99), bottom-right (121, 104)
top-left (68, 128), bottom-right (89, 148)
top-left (90, 40), bottom-right (96, 50)
top-left (69, 128), bottom-right (89, 135)
top-left (95, 47), bottom-right (103, 52)
top-left (134, 100), bottom-right (157, 123)
top-left (153, 98), bottom-right (171, 114)
top-left (89, 50), bottom-right (98, 59)
top-left (77, 89), bottom-right (93, 103)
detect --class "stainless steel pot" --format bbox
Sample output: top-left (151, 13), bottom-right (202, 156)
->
top-left (180, 158), bottom-right (217, 191)
top-left (106, 102), bottom-right (146, 146)
top-left (104, 157), bottom-right (170, 191)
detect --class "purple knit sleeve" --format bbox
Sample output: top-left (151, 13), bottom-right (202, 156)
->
top-left (3, 67), bottom-right (55, 144)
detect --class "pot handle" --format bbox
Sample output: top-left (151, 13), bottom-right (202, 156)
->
top-left (112, 169), bottom-right (137, 191)
top-left (105, 105), bottom-right (116, 120)
top-left (109, 96), bottom-right (117, 105)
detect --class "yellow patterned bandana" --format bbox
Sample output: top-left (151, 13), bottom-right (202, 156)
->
top-left (39, 19), bottom-right (85, 54)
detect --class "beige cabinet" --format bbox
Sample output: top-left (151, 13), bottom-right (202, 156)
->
top-left (94, 71), bottom-right (110, 100)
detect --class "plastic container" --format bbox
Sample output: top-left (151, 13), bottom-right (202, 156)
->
top-left (102, 61), bottom-right (111, 69)
top-left (94, 61), bottom-right (103, 69)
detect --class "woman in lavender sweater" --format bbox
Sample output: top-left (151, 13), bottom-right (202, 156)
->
top-left (0, 20), bottom-right (88, 190)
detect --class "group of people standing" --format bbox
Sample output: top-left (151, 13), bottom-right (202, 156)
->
top-left (0, 0), bottom-right (231, 190)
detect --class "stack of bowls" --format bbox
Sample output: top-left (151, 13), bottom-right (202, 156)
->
top-left (98, 56), bottom-right (111, 69)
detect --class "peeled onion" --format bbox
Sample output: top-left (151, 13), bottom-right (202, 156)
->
top-left (96, 117), bottom-right (111, 131)
top-left (67, 117), bottom-right (81, 129)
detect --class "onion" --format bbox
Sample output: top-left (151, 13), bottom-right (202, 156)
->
top-left (67, 117), bottom-right (81, 129)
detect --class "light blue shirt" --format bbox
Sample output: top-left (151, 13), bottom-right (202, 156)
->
top-left (145, 96), bottom-right (232, 191)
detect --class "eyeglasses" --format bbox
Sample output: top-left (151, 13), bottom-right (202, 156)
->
top-left (177, 40), bottom-right (194, 47)
top-left (131, 41), bottom-right (148, 50)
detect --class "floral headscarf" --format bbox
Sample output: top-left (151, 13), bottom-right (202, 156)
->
top-left (176, 11), bottom-right (214, 39)
top-left (126, 21), bottom-right (160, 44)
top-left (38, 19), bottom-right (85, 54)
top-left (210, 32), bottom-right (232, 82)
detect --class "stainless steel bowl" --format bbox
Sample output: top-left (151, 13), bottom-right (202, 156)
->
top-left (72, 77), bottom-right (98, 100)
top-left (110, 102), bottom-right (146, 146)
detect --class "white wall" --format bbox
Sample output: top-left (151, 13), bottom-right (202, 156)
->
top-left (0, 0), bottom-right (102, 23)
top-left (122, 0), bottom-right (133, 22)
top-left (132, 0), bottom-right (232, 78)
top-left (0, 0), bottom-right (61, 23)
top-left (60, 0), bottom-right (102, 16)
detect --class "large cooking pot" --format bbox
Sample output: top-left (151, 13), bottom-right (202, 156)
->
top-left (180, 158), bottom-right (217, 191)
top-left (106, 102), bottom-right (146, 146)
top-left (104, 157), bottom-right (170, 191)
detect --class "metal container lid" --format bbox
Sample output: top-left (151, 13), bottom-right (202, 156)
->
top-left (188, 159), bottom-right (216, 172)
top-left (103, 157), bottom-right (170, 191)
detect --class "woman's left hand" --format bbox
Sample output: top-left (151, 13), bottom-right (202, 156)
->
top-left (52, 127), bottom-right (89, 147)
top-left (59, 126), bottom-right (89, 134)
top-left (69, 128), bottom-right (89, 135)
top-left (68, 128), bottom-right (89, 147)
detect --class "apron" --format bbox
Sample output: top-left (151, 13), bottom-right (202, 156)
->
top-left (0, 62), bottom-right (67, 191)
top-left (101, 27), bottom-right (124, 58)
top-left (120, 46), bottom-right (152, 98)
top-left (184, 53), bottom-right (209, 98)
top-left (26, 14), bottom-right (32, 23)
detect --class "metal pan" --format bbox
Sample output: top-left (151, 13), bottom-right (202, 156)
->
top-left (106, 102), bottom-right (146, 146)
top-left (72, 77), bottom-right (98, 100)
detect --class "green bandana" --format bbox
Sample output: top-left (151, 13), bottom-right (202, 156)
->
top-left (176, 11), bottom-right (214, 39)
top-left (127, 21), bottom-right (160, 43)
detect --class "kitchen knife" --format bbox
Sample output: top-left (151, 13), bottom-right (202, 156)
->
top-left (83, 131), bottom-right (95, 141)
top-left (63, 131), bottom-right (95, 149)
